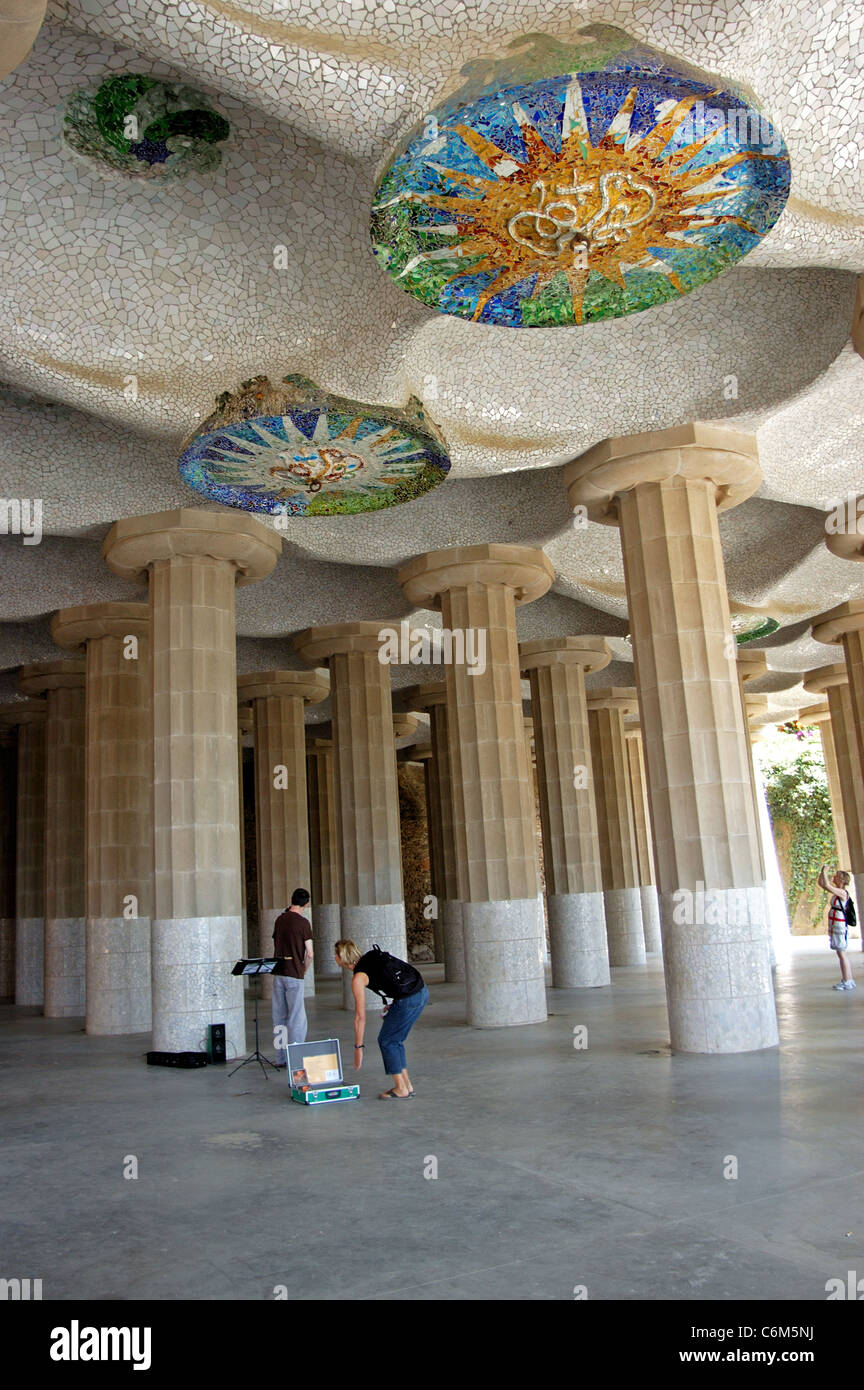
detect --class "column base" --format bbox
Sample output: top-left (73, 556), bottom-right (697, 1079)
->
top-left (432, 915), bottom-right (445, 964)
top-left (340, 903), bottom-right (407, 1012)
top-left (0, 917), bottom-right (14, 1000)
top-left (640, 886), bottom-right (663, 954)
top-left (604, 888), bottom-right (646, 966)
top-left (311, 903), bottom-right (341, 977)
top-left (151, 914), bottom-right (246, 1058)
top-left (660, 887), bottom-right (778, 1054)
top-left (85, 917), bottom-right (151, 1035)
top-left (15, 917), bottom-right (43, 1006)
top-left (463, 898), bottom-right (547, 1028)
top-left (548, 892), bottom-right (610, 988)
top-left (44, 916), bottom-right (85, 1018)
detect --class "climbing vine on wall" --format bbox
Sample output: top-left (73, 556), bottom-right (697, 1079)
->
top-left (762, 734), bottom-right (836, 926)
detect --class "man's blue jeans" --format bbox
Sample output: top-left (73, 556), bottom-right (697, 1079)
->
top-left (377, 985), bottom-right (428, 1074)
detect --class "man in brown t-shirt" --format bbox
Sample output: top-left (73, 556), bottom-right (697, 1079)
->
top-left (272, 888), bottom-right (313, 1067)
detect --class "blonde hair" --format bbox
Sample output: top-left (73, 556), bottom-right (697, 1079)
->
top-left (835, 870), bottom-right (851, 886)
top-left (334, 939), bottom-right (362, 967)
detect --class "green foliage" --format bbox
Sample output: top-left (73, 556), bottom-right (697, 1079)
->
top-left (762, 738), bottom-right (836, 926)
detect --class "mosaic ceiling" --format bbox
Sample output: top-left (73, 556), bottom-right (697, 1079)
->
top-left (0, 0), bottom-right (863, 726)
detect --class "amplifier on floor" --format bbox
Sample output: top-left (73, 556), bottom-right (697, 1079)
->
top-left (208, 1023), bottom-right (226, 1064)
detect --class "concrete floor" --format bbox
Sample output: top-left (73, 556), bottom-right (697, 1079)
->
top-left (1, 939), bottom-right (861, 1301)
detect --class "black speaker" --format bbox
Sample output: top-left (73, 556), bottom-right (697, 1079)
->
top-left (208, 1023), bottom-right (227, 1064)
top-left (146, 1051), bottom-right (208, 1069)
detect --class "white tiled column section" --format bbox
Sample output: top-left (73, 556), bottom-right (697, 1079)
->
top-left (306, 738), bottom-right (342, 977)
top-left (237, 670), bottom-right (328, 999)
top-left (403, 683), bottom-right (463, 980)
top-left (399, 546), bottom-right (554, 1028)
top-left (18, 661), bottom-right (86, 1019)
top-left (295, 623), bottom-right (406, 1013)
top-left (104, 508), bottom-right (281, 1058)
top-left (0, 702), bottom-right (46, 1005)
top-left (586, 689), bottom-right (646, 966)
top-left (567, 424), bottom-right (777, 1054)
top-left (51, 603), bottom-right (153, 1035)
top-left (520, 637), bottom-right (612, 987)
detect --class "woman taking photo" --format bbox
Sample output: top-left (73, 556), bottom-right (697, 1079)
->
top-left (334, 940), bottom-right (428, 1099)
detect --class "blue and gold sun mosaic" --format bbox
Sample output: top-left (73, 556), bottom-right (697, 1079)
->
top-left (179, 376), bottom-right (451, 517)
top-left (371, 27), bottom-right (791, 326)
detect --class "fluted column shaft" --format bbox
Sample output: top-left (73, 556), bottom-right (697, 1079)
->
top-left (803, 670), bottom-right (864, 916)
top-left (567, 426), bottom-right (776, 1053)
top-left (522, 639), bottom-right (611, 988)
top-left (404, 686), bottom-right (464, 980)
top-left (296, 625), bottom-right (406, 1012)
top-left (624, 727), bottom-right (662, 953)
top-left (588, 697), bottom-right (646, 966)
top-left (307, 740), bottom-right (341, 977)
top-left (400, 546), bottom-right (554, 1028)
top-left (7, 710), bottom-right (46, 1004)
top-left (104, 508), bottom-right (281, 1057)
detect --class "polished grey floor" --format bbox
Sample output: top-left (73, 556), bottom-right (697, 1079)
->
top-left (1, 940), bottom-right (861, 1301)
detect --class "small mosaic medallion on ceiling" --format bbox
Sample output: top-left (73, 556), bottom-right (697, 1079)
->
top-left (178, 376), bottom-right (451, 517)
top-left (731, 612), bottom-right (780, 645)
top-left (371, 26), bottom-right (790, 326)
top-left (64, 74), bottom-right (230, 178)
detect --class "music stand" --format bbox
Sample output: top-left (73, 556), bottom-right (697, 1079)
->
top-left (229, 957), bottom-right (284, 1078)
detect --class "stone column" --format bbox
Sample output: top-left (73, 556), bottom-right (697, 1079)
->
top-left (519, 637), bottom-right (611, 987)
top-left (237, 705), bottom-right (253, 955)
top-left (18, 661), bottom-right (86, 1019)
top-left (623, 723), bottom-right (663, 954)
top-left (410, 744), bottom-right (445, 962)
top-left (736, 651), bottom-right (769, 884)
top-left (0, 702), bottom-right (46, 1005)
top-left (404, 683), bottom-right (464, 982)
top-left (812, 598), bottom-right (864, 783)
top-left (104, 508), bottom-right (281, 1057)
top-left (295, 623), bottom-right (406, 1013)
top-left (566, 424), bottom-right (777, 1053)
top-left (586, 688), bottom-right (646, 966)
top-left (0, 726), bottom-right (16, 1001)
top-left (799, 702), bottom-right (851, 869)
top-left (306, 738), bottom-right (341, 977)
top-left (51, 603), bottom-right (153, 1035)
top-left (237, 670), bottom-right (328, 999)
top-left (802, 664), bottom-right (864, 911)
top-left (399, 545), bottom-right (554, 1028)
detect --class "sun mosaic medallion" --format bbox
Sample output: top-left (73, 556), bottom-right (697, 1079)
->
top-left (178, 376), bottom-right (451, 517)
top-left (371, 27), bottom-right (791, 326)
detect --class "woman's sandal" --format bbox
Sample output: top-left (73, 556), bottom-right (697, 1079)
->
top-left (379, 1087), bottom-right (411, 1099)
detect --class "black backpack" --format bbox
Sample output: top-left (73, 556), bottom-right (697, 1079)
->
top-left (844, 897), bottom-right (858, 929)
top-left (365, 944), bottom-right (422, 1002)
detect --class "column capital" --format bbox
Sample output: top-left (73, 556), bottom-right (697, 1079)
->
top-left (393, 713), bottom-right (418, 744)
top-left (737, 649), bottom-right (768, 682)
top-left (305, 735), bottom-right (333, 753)
top-left (402, 742), bottom-right (433, 763)
top-left (519, 635), bottom-right (611, 675)
top-left (803, 662), bottom-right (849, 696)
top-left (401, 681), bottom-right (446, 712)
top-left (812, 598), bottom-right (864, 646)
top-left (564, 423), bottom-right (761, 525)
top-left (237, 707), bottom-right (254, 735)
top-left (399, 544), bottom-right (554, 609)
top-left (586, 687), bottom-right (639, 714)
top-left (51, 601), bottom-right (149, 652)
top-left (0, 698), bottom-right (47, 725)
top-left (798, 702), bottom-right (830, 724)
top-left (294, 621), bottom-right (393, 665)
top-left (744, 693), bottom-right (769, 722)
top-left (103, 507), bottom-right (281, 588)
top-left (18, 659), bottom-right (86, 696)
top-left (237, 669), bottom-right (329, 705)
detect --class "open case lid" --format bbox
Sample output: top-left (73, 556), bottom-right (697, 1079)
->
top-left (286, 1038), bottom-right (344, 1089)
